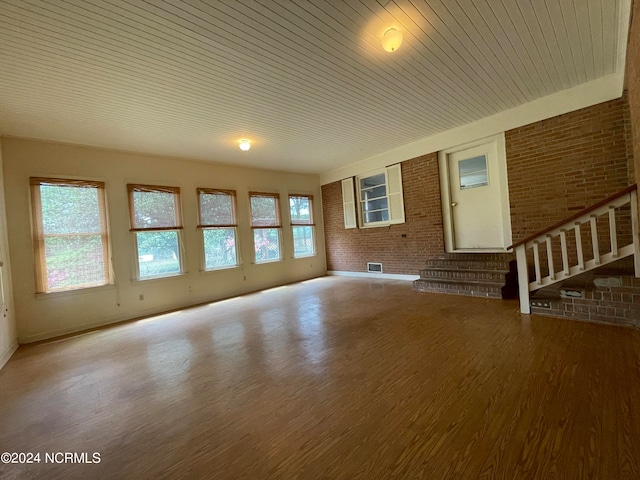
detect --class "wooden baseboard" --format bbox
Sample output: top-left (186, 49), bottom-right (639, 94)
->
top-left (327, 271), bottom-right (419, 281)
top-left (0, 341), bottom-right (18, 371)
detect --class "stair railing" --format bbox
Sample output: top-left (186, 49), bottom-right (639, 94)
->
top-left (510, 185), bottom-right (639, 314)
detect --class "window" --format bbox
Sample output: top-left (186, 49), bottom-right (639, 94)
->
top-left (354, 164), bottom-right (405, 228)
top-left (30, 177), bottom-right (112, 293)
top-left (197, 188), bottom-right (239, 270)
top-left (289, 194), bottom-right (315, 258)
top-left (249, 192), bottom-right (282, 263)
top-left (359, 172), bottom-right (389, 224)
top-left (128, 184), bottom-right (183, 279)
top-left (458, 155), bottom-right (488, 189)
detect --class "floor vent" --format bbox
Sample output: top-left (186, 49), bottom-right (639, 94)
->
top-left (367, 262), bottom-right (383, 273)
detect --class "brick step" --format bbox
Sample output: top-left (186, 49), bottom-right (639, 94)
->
top-left (413, 278), bottom-right (504, 299)
top-left (418, 267), bottom-right (508, 283)
top-left (415, 255), bottom-right (516, 299)
top-left (435, 252), bottom-right (513, 261)
top-left (424, 259), bottom-right (512, 271)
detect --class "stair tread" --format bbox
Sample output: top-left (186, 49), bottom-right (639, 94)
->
top-left (420, 267), bottom-right (510, 274)
top-left (425, 261), bottom-right (511, 267)
top-left (415, 278), bottom-right (505, 286)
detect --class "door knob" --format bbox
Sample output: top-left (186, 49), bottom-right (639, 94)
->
top-left (451, 202), bottom-right (457, 207)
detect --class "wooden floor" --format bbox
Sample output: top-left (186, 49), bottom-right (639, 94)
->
top-left (1, 276), bottom-right (640, 480)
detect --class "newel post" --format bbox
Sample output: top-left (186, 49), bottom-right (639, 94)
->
top-left (515, 245), bottom-right (531, 314)
top-left (631, 189), bottom-right (640, 278)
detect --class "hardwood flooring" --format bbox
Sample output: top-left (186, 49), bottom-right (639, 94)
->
top-left (1, 276), bottom-right (640, 479)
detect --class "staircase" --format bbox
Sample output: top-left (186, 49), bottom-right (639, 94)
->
top-left (512, 185), bottom-right (640, 315)
top-left (413, 253), bottom-right (517, 299)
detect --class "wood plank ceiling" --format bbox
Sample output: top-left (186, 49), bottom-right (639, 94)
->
top-left (0, 0), bottom-right (627, 174)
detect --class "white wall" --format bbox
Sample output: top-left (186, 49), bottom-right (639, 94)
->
top-left (2, 138), bottom-right (326, 343)
top-left (0, 138), bottom-right (18, 367)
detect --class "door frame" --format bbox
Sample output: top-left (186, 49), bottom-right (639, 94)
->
top-left (438, 133), bottom-right (512, 253)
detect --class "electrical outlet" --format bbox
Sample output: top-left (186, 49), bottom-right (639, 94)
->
top-left (531, 299), bottom-right (551, 309)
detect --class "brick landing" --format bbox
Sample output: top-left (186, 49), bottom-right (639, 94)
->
top-left (531, 275), bottom-right (640, 327)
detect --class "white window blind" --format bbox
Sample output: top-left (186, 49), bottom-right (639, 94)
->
top-left (30, 177), bottom-right (112, 293)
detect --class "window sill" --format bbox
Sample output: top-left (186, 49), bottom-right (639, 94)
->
top-left (132, 272), bottom-right (186, 284)
top-left (292, 253), bottom-right (316, 259)
top-left (359, 222), bottom-right (392, 229)
top-left (254, 259), bottom-right (283, 265)
top-left (200, 265), bottom-right (242, 274)
top-left (35, 283), bottom-right (116, 300)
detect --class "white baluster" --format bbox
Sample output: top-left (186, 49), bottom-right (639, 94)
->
top-left (533, 241), bottom-right (542, 285)
top-left (590, 215), bottom-right (600, 265)
top-left (546, 235), bottom-right (555, 281)
top-left (515, 245), bottom-right (530, 314)
top-left (609, 206), bottom-right (618, 258)
top-left (560, 229), bottom-right (569, 277)
top-left (575, 222), bottom-right (585, 271)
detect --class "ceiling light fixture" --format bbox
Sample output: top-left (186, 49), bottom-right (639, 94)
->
top-left (239, 140), bottom-right (251, 151)
top-left (382, 28), bottom-right (403, 53)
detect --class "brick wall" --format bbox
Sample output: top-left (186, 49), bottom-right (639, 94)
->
top-left (322, 153), bottom-right (443, 275)
top-left (624, 93), bottom-right (636, 183)
top-left (323, 98), bottom-right (635, 276)
top-left (507, 96), bottom-right (634, 244)
top-left (627, 0), bottom-right (640, 189)
top-left (531, 275), bottom-right (640, 328)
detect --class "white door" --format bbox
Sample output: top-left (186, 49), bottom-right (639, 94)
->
top-left (447, 143), bottom-right (505, 249)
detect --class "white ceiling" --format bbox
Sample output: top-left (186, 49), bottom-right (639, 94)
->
top-left (0, 0), bottom-right (631, 175)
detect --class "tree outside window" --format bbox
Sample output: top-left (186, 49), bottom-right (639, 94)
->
top-left (250, 193), bottom-right (282, 263)
top-left (30, 178), bottom-right (113, 293)
top-left (198, 188), bottom-right (239, 270)
top-left (128, 184), bottom-right (183, 279)
top-left (289, 194), bottom-right (315, 258)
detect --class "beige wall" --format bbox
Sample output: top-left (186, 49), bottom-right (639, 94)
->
top-left (0, 138), bottom-right (18, 367)
top-left (2, 137), bottom-right (326, 343)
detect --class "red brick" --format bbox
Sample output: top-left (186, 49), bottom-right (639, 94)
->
top-left (626, 0), bottom-right (640, 186)
top-left (590, 314), bottom-right (616, 324)
top-left (321, 153), bottom-right (444, 274)
top-left (507, 95), bottom-right (633, 249)
top-left (625, 309), bottom-right (640, 320)
top-left (323, 95), bottom-right (634, 276)
top-left (616, 317), bottom-right (637, 327)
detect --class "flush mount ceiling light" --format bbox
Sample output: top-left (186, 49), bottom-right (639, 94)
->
top-left (382, 28), bottom-right (403, 52)
top-left (239, 140), bottom-right (251, 151)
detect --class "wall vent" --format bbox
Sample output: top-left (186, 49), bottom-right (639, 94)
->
top-left (367, 262), bottom-right (383, 273)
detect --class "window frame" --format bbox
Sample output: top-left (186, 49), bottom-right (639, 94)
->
top-left (354, 164), bottom-right (405, 228)
top-left (127, 183), bottom-right (185, 280)
top-left (249, 191), bottom-right (282, 264)
top-left (289, 194), bottom-right (316, 258)
top-left (197, 188), bottom-right (240, 271)
top-left (356, 169), bottom-right (391, 228)
top-left (30, 177), bottom-right (113, 293)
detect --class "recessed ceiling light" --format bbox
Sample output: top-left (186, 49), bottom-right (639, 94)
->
top-left (382, 28), bottom-right (402, 52)
top-left (239, 140), bottom-right (251, 151)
